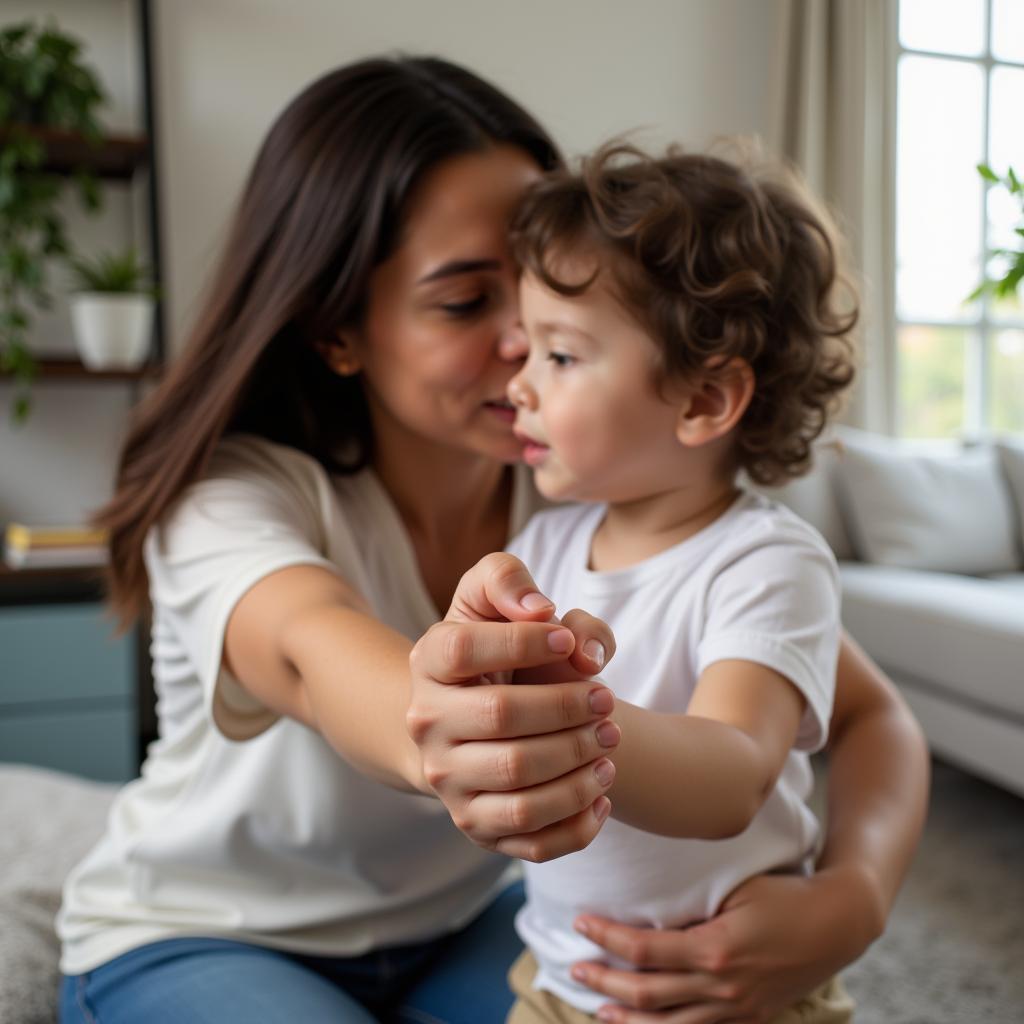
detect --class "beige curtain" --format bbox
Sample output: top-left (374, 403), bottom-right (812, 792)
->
top-left (773, 0), bottom-right (895, 433)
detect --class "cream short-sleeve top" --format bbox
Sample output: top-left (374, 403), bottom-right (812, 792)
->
top-left (59, 434), bottom-right (540, 974)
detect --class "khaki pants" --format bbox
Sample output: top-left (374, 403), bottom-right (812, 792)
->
top-left (507, 949), bottom-right (855, 1024)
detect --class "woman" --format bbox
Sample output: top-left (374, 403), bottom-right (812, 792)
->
top-left (58, 56), bottom-right (928, 1024)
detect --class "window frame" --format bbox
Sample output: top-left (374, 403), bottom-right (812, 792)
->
top-left (893, 0), bottom-right (1024, 438)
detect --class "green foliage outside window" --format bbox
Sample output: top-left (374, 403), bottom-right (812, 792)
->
top-left (898, 325), bottom-right (966, 439)
top-left (991, 329), bottom-right (1024, 434)
top-left (972, 163), bottom-right (1024, 305)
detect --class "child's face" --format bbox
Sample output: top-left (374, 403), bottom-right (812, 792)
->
top-left (508, 258), bottom-right (691, 503)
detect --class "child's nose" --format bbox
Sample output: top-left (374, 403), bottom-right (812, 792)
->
top-left (507, 369), bottom-right (538, 410)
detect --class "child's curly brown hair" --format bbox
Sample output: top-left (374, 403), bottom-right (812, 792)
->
top-left (510, 141), bottom-right (858, 486)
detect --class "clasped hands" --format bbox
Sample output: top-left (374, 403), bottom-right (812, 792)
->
top-left (407, 552), bottom-right (620, 862)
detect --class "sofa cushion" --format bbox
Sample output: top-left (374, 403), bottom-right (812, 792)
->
top-left (759, 441), bottom-right (855, 560)
top-left (835, 430), bottom-right (1020, 574)
top-left (986, 571), bottom-right (1024, 596)
top-left (840, 564), bottom-right (1024, 718)
top-left (997, 437), bottom-right (1024, 558)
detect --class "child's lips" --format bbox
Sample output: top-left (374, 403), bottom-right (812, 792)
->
top-left (513, 427), bottom-right (550, 466)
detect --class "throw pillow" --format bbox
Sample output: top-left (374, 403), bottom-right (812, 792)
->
top-left (834, 428), bottom-right (1020, 573)
top-left (758, 440), bottom-right (856, 560)
top-left (997, 437), bottom-right (1024, 558)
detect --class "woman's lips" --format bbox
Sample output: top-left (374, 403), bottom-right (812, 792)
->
top-left (483, 400), bottom-right (516, 424)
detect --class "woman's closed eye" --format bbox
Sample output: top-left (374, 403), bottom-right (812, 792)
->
top-left (440, 293), bottom-right (489, 317)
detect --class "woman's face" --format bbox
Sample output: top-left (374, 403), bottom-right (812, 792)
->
top-left (347, 145), bottom-right (542, 465)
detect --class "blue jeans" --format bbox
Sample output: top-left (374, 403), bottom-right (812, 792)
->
top-left (60, 881), bottom-right (524, 1024)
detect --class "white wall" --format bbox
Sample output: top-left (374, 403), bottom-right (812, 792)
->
top-left (1, 0), bottom-right (785, 525)
top-left (155, 0), bottom-right (785, 354)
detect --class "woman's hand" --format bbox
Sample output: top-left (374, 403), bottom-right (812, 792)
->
top-left (407, 553), bottom-right (620, 862)
top-left (569, 867), bottom-right (876, 1023)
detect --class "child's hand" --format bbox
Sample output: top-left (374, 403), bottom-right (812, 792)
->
top-left (445, 551), bottom-right (613, 684)
top-left (510, 607), bottom-right (610, 685)
top-left (407, 552), bottom-right (620, 862)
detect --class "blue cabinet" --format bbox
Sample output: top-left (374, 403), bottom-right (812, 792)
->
top-left (0, 600), bottom-right (138, 782)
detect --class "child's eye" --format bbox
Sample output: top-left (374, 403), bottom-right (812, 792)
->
top-left (440, 294), bottom-right (488, 317)
top-left (547, 351), bottom-right (576, 368)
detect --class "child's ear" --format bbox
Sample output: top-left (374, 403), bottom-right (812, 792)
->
top-left (674, 357), bottom-right (755, 447)
top-left (315, 328), bottom-right (362, 377)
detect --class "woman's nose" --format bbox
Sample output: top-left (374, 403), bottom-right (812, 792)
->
top-left (498, 321), bottom-right (528, 363)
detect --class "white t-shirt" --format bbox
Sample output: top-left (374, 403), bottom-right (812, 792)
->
top-left (58, 434), bottom-right (540, 974)
top-left (507, 494), bottom-right (840, 1015)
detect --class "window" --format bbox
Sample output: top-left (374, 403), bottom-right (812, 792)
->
top-left (895, 0), bottom-right (1024, 438)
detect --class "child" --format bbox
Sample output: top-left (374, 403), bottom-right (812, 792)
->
top-left (503, 143), bottom-right (859, 1024)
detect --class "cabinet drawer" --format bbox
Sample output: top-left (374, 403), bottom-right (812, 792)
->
top-left (0, 604), bottom-right (135, 707)
top-left (0, 704), bottom-right (135, 782)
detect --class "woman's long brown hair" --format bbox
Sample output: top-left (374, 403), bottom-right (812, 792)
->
top-left (96, 56), bottom-right (561, 626)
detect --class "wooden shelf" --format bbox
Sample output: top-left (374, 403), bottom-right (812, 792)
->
top-left (0, 126), bottom-right (150, 180)
top-left (1, 358), bottom-right (163, 383)
top-left (0, 562), bottom-right (108, 606)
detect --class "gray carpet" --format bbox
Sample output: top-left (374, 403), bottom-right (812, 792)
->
top-left (840, 759), bottom-right (1024, 1023)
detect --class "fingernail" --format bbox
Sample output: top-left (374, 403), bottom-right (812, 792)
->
top-left (571, 965), bottom-right (588, 982)
top-left (582, 639), bottom-right (605, 668)
top-left (574, 918), bottom-right (591, 937)
top-left (521, 591), bottom-right (553, 612)
top-left (547, 628), bottom-right (574, 653)
top-left (593, 796), bottom-right (611, 822)
top-left (596, 1009), bottom-right (618, 1023)
top-left (589, 688), bottom-right (613, 715)
top-left (596, 721), bottom-right (620, 748)
top-left (594, 758), bottom-right (615, 786)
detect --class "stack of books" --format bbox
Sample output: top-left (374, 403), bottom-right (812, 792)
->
top-left (3, 523), bottom-right (109, 570)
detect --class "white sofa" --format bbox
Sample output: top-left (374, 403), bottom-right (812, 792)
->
top-left (767, 429), bottom-right (1024, 799)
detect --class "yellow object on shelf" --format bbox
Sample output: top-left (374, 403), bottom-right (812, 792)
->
top-left (5, 523), bottom-right (109, 551)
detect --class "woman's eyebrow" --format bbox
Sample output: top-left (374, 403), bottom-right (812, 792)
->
top-left (417, 258), bottom-right (502, 284)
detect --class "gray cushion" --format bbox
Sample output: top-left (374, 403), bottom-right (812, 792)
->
top-left (0, 765), bottom-right (115, 1024)
top-left (840, 564), bottom-right (1024, 718)
top-left (997, 437), bottom-right (1024, 559)
top-left (759, 440), bottom-right (855, 560)
top-left (835, 430), bottom-right (1020, 574)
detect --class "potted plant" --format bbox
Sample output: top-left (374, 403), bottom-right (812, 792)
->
top-left (0, 19), bottom-right (106, 419)
top-left (972, 163), bottom-right (1024, 303)
top-left (67, 248), bottom-right (156, 369)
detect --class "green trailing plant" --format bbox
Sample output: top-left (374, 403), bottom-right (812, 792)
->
top-left (970, 163), bottom-right (1024, 305)
top-left (0, 20), bottom-right (107, 421)
top-left (68, 247), bottom-right (155, 295)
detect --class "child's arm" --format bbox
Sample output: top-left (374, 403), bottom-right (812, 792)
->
top-left (606, 660), bottom-right (806, 839)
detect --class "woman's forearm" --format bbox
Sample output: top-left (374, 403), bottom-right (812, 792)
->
top-left (287, 603), bottom-right (428, 793)
top-left (816, 632), bottom-right (931, 940)
top-left (224, 563), bottom-right (427, 793)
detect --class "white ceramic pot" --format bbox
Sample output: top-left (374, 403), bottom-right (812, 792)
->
top-left (70, 292), bottom-right (155, 370)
